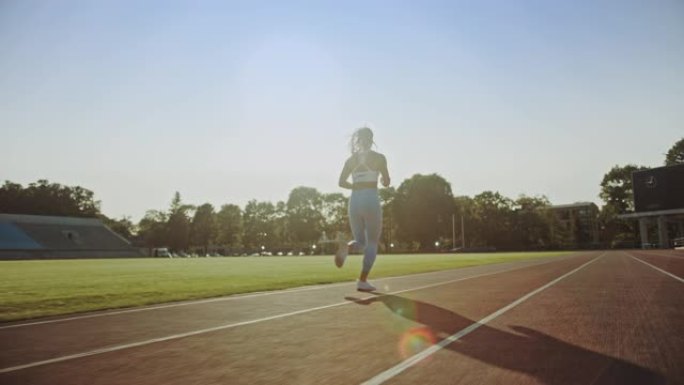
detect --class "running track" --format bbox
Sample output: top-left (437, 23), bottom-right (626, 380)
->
top-left (1, 250), bottom-right (682, 385)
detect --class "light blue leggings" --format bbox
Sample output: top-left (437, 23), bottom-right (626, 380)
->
top-left (348, 189), bottom-right (382, 274)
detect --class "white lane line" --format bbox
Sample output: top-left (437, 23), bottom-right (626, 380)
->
top-left (0, 301), bottom-right (351, 374)
top-left (629, 249), bottom-right (680, 259)
top-left (360, 254), bottom-right (604, 385)
top-left (643, 250), bottom-right (684, 259)
top-left (628, 253), bottom-right (684, 283)
top-left (0, 254), bottom-right (578, 330)
top-left (0, 254), bottom-right (588, 374)
top-left (0, 282), bottom-right (353, 330)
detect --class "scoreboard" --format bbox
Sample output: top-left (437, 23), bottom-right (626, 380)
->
top-left (632, 164), bottom-right (684, 212)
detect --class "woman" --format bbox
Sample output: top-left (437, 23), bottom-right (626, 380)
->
top-left (336, 127), bottom-right (390, 292)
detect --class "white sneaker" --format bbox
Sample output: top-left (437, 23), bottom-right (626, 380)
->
top-left (335, 233), bottom-right (348, 268)
top-left (357, 280), bottom-right (377, 292)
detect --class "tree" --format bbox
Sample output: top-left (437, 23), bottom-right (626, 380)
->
top-left (0, 180), bottom-right (101, 217)
top-left (599, 164), bottom-right (648, 248)
top-left (393, 174), bottom-right (455, 250)
top-left (321, 193), bottom-right (348, 241)
top-left (242, 200), bottom-right (276, 251)
top-left (272, 201), bottom-right (290, 250)
top-left (453, 195), bottom-right (476, 248)
top-left (471, 191), bottom-right (515, 249)
top-left (379, 187), bottom-right (397, 251)
top-left (216, 204), bottom-right (243, 250)
top-left (286, 187), bottom-right (324, 248)
top-left (103, 216), bottom-right (136, 241)
top-left (599, 164), bottom-right (648, 213)
top-left (665, 137), bottom-right (684, 166)
top-left (190, 203), bottom-right (217, 254)
top-left (137, 210), bottom-right (168, 249)
top-left (166, 192), bottom-right (193, 252)
top-left (512, 195), bottom-right (553, 250)
top-left (598, 204), bottom-right (638, 248)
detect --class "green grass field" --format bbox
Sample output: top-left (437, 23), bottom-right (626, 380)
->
top-left (0, 252), bottom-right (574, 322)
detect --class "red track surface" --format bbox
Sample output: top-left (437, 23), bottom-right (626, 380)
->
top-left (0, 250), bottom-right (682, 385)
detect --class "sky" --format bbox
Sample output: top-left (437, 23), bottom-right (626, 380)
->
top-left (1, 0), bottom-right (683, 221)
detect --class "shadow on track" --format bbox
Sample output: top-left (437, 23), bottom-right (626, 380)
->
top-left (345, 294), bottom-right (665, 385)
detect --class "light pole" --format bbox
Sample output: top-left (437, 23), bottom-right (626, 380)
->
top-left (452, 214), bottom-right (456, 250)
top-left (389, 211), bottom-right (393, 254)
top-left (461, 215), bottom-right (466, 248)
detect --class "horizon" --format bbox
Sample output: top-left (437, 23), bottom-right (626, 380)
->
top-left (2, 1), bottom-right (682, 221)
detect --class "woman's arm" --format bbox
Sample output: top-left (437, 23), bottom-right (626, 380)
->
top-left (338, 159), bottom-right (353, 190)
top-left (380, 155), bottom-right (391, 188)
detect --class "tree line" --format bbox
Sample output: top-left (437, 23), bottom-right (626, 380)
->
top-left (134, 178), bottom-right (565, 254)
top-left (2, 137), bottom-right (681, 253)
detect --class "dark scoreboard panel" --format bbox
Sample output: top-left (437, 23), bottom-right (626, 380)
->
top-left (633, 164), bottom-right (684, 212)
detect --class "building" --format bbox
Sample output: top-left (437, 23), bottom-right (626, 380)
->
top-left (550, 202), bottom-right (600, 249)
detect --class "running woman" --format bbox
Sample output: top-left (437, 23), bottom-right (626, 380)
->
top-left (335, 127), bottom-right (390, 292)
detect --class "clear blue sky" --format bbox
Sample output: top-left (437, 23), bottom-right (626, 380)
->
top-left (2, 0), bottom-right (682, 220)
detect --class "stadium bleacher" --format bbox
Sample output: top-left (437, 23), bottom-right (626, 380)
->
top-left (0, 214), bottom-right (142, 259)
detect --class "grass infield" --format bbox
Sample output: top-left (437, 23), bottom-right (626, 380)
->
top-left (0, 251), bottom-right (574, 322)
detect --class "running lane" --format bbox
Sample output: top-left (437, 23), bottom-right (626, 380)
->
top-left (628, 249), bottom-right (684, 278)
top-left (0, 254), bottom-right (580, 370)
top-left (0, 254), bottom-right (598, 384)
top-left (367, 251), bottom-right (682, 384)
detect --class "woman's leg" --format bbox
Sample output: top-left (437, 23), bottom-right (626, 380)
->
top-left (348, 194), bottom-right (367, 253)
top-left (360, 197), bottom-right (382, 281)
top-left (336, 193), bottom-right (367, 268)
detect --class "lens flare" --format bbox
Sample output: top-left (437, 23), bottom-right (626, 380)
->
top-left (398, 327), bottom-right (436, 359)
